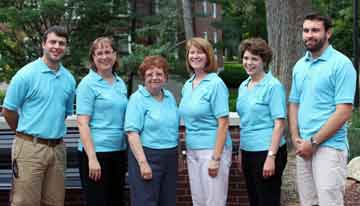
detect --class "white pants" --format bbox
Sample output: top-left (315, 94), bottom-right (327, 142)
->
top-left (187, 147), bottom-right (232, 206)
top-left (296, 146), bottom-right (348, 206)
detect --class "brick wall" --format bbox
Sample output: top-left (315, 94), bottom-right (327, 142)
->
top-left (176, 126), bottom-right (249, 206)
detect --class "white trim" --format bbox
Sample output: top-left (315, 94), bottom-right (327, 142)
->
top-left (213, 31), bottom-right (218, 43)
top-left (203, 0), bottom-right (207, 15)
top-left (203, 31), bottom-right (208, 40)
top-left (212, 3), bottom-right (217, 18)
top-left (128, 35), bottom-right (132, 54)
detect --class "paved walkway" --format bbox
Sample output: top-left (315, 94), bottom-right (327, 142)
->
top-left (281, 150), bottom-right (300, 206)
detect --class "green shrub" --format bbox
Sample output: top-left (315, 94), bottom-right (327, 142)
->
top-left (349, 110), bottom-right (360, 160)
top-left (219, 62), bottom-right (248, 89)
top-left (0, 90), bottom-right (5, 105)
top-left (348, 128), bottom-right (360, 160)
top-left (229, 89), bottom-right (237, 112)
top-left (350, 110), bottom-right (360, 128)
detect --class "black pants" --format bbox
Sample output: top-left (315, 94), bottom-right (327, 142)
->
top-left (78, 150), bottom-right (127, 206)
top-left (242, 145), bottom-right (287, 206)
top-left (128, 146), bottom-right (178, 206)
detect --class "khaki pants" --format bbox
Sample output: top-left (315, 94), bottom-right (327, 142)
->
top-left (296, 147), bottom-right (347, 206)
top-left (10, 137), bottom-right (66, 206)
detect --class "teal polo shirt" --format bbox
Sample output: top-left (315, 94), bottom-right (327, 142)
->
top-left (3, 58), bottom-right (76, 139)
top-left (289, 45), bottom-right (356, 151)
top-left (236, 72), bottom-right (287, 151)
top-left (76, 69), bottom-right (128, 152)
top-left (124, 85), bottom-right (179, 149)
top-left (179, 73), bottom-right (232, 150)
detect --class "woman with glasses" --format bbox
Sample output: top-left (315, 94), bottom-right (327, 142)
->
top-left (125, 55), bottom-right (179, 206)
top-left (76, 37), bottom-right (128, 206)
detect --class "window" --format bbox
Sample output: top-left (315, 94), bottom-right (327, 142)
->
top-left (128, 35), bottom-right (132, 54)
top-left (212, 3), bottom-right (217, 18)
top-left (203, 32), bottom-right (208, 40)
top-left (213, 31), bottom-right (218, 43)
top-left (203, 1), bottom-right (207, 15)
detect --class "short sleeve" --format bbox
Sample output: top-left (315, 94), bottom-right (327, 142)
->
top-left (3, 74), bottom-right (28, 111)
top-left (124, 94), bottom-right (145, 133)
top-left (289, 70), bottom-right (300, 104)
top-left (269, 83), bottom-right (287, 120)
top-left (76, 81), bottom-right (95, 116)
top-left (210, 79), bottom-right (229, 118)
top-left (334, 62), bottom-right (356, 104)
top-left (66, 77), bottom-right (76, 116)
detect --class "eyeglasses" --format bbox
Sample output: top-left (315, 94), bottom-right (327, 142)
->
top-left (94, 50), bottom-right (115, 57)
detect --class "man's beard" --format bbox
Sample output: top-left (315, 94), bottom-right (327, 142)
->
top-left (304, 36), bottom-right (327, 53)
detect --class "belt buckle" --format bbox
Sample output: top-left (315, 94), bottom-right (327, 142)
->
top-left (32, 136), bottom-right (39, 144)
top-left (48, 140), bottom-right (55, 147)
top-left (42, 138), bottom-right (54, 147)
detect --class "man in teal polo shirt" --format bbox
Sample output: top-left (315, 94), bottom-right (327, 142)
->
top-left (289, 13), bottom-right (356, 206)
top-left (2, 26), bottom-right (76, 206)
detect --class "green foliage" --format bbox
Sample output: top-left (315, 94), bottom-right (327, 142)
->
top-left (122, 43), bottom-right (171, 72)
top-left (64, 0), bottom-right (130, 81)
top-left (349, 127), bottom-right (360, 160)
top-left (0, 0), bottom-right (181, 84)
top-left (311, 0), bottom-right (357, 58)
top-left (229, 88), bottom-right (237, 112)
top-left (0, 90), bottom-right (5, 105)
top-left (122, 0), bottom-right (182, 77)
top-left (211, 0), bottom-right (267, 60)
top-left (219, 62), bottom-right (248, 89)
top-left (350, 110), bottom-right (360, 129)
top-left (349, 110), bottom-right (360, 159)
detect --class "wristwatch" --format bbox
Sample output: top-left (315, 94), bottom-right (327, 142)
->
top-left (211, 155), bottom-right (221, 162)
top-left (310, 137), bottom-right (319, 148)
top-left (267, 150), bottom-right (276, 158)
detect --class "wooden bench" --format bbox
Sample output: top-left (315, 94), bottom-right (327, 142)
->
top-left (0, 127), bottom-right (82, 191)
top-left (0, 125), bottom-right (130, 206)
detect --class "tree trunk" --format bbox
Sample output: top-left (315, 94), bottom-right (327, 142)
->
top-left (182, 0), bottom-right (194, 39)
top-left (265, 0), bottom-right (312, 95)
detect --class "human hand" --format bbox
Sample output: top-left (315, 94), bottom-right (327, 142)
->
top-left (139, 161), bottom-right (153, 180)
top-left (263, 156), bottom-right (275, 178)
top-left (208, 159), bottom-right (220, 177)
top-left (88, 158), bottom-right (101, 181)
top-left (292, 136), bottom-right (302, 151)
top-left (296, 139), bottom-right (314, 159)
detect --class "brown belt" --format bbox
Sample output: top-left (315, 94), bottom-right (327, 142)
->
top-left (16, 132), bottom-right (63, 147)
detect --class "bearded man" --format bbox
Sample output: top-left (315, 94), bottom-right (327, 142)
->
top-left (288, 13), bottom-right (356, 206)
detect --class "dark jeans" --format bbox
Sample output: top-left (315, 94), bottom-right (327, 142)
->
top-left (78, 150), bottom-right (127, 206)
top-left (128, 146), bottom-right (178, 206)
top-left (242, 145), bottom-right (287, 206)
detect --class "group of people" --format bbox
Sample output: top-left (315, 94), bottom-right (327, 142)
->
top-left (2, 12), bottom-right (356, 206)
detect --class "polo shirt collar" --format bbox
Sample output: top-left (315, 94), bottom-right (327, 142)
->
top-left (39, 58), bottom-right (65, 75)
top-left (244, 71), bottom-right (272, 87)
top-left (188, 72), bottom-right (216, 83)
top-left (305, 45), bottom-right (333, 62)
top-left (88, 69), bottom-right (121, 82)
top-left (138, 85), bottom-right (170, 98)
